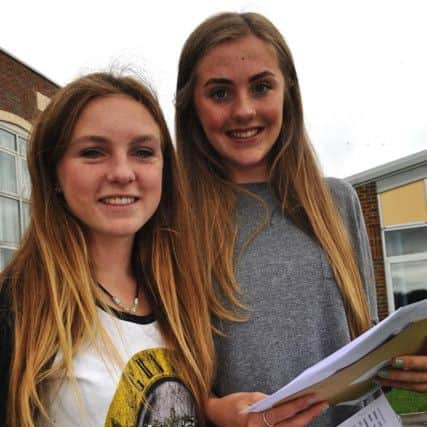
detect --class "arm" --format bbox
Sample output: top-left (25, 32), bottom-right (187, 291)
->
top-left (206, 393), bottom-right (328, 427)
top-left (349, 185), bottom-right (379, 325)
top-left (327, 178), bottom-right (379, 325)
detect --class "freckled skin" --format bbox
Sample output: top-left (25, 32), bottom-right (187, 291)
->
top-left (57, 95), bottom-right (164, 243)
top-left (193, 35), bottom-right (285, 183)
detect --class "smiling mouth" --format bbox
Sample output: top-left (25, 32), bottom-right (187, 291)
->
top-left (100, 196), bottom-right (139, 205)
top-left (226, 127), bottom-right (263, 139)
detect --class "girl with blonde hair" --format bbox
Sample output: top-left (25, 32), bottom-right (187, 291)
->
top-left (0, 72), bottom-right (214, 427)
top-left (174, 11), bottom-right (423, 427)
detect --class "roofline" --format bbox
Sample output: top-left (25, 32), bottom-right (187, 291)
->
top-left (0, 46), bottom-right (61, 88)
top-left (346, 150), bottom-right (427, 185)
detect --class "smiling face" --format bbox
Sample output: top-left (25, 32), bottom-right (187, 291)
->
top-left (57, 95), bottom-right (163, 245)
top-left (193, 35), bottom-right (285, 183)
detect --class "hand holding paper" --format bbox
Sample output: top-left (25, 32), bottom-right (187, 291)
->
top-left (244, 299), bottom-right (427, 414)
top-left (376, 346), bottom-right (427, 393)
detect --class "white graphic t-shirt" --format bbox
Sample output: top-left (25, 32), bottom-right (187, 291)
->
top-left (42, 308), bottom-right (197, 427)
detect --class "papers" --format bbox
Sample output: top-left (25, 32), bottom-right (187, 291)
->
top-left (337, 394), bottom-right (402, 427)
top-left (245, 299), bottom-right (427, 413)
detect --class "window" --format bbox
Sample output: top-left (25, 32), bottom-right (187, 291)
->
top-left (384, 224), bottom-right (427, 310)
top-left (0, 122), bottom-right (30, 270)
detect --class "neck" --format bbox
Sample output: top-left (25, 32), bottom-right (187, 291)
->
top-left (89, 234), bottom-right (134, 295)
top-left (89, 234), bottom-right (152, 316)
top-left (229, 162), bottom-right (268, 184)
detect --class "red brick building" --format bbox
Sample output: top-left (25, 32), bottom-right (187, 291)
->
top-left (347, 151), bottom-right (427, 320)
top-left (0, 48), bottom-right (59, 269)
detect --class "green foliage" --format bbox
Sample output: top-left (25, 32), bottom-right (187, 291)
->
top-left (387, 389), bottom-right (427, 414)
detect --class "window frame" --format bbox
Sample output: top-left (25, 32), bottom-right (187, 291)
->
top-left (0, 121), bottom-right (30, 269)
top-left (382, 222), bottom-right (427, 312)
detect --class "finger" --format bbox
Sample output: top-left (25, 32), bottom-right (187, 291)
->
top-left (376, 378), bottom-right (427, 393)
top-left (276, 402), bottom-right (329, 427)
top-left (377, 367), bottom-right (427, 383)
top-left (266, 395), bottom-right (317, 423)
top-left (249, 392), bottom-right (269, 403)
top-left (391, 355), bottom-right (427, 371)
top-left (238, 392), bottom-right (268, 413)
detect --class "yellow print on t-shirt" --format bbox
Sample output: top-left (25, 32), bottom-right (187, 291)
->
top-left (105, 348), bottom-right (197, 427)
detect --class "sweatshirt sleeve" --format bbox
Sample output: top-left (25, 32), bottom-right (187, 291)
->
top-left (327, 177), bottom-right (379, 325)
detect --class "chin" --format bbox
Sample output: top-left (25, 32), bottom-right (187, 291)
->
top-left (90, 225), bottom-right (145, 241)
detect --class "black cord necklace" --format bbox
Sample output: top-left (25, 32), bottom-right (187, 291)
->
top-left (97, 282), bottom-right (139, 314)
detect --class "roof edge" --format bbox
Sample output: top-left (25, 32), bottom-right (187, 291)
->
top-left (346, 150), bottom-right (427, 186)
top-left (0, 46), bottom-right (61, 88)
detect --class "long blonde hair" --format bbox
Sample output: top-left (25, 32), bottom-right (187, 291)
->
top-left (0, 73), bottom-right (214, 426)
top-left (176, 12), bottom-right (371, 338)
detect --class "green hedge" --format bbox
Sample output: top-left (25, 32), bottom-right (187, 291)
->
top-left (387, 389), bottom-right (427, 414)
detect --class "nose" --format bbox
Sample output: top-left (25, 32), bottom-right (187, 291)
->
top-left (231, 93), bottom-right (256, 123)
top-left (106, 155), bottom-right (136, 184)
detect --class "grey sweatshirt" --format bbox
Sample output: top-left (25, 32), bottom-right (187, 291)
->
top-left (213, 178), bottom-right (378, 426)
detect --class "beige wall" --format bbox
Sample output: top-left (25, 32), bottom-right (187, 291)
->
top-left (380, 179), bottom-right (427, 226)
top-left (0, 110), bottom-right (32, 131)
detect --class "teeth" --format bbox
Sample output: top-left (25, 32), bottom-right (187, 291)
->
top-left (102, 197), bottom-right (136, 205)
top-left (228, 128), bottom-right (260, 138)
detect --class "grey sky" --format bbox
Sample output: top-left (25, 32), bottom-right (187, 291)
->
top-left (2, 0), bottom-right (426, 177)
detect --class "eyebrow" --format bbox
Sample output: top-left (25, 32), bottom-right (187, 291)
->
top-left (203, 71), bottom-right (277, 87)
top-left (71, 134), bottom-right (160, 145)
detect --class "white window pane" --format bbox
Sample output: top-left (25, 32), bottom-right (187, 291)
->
top-left (21, 202), bottom-right (30, 232)
top-left (0, 247), bottom-right (15, 270)
top-left (0, 151), bottom-right (18, 193)
top-left (20, 158), bottom-right (31, 199)
top-left (18, 136), bottom-right (27, 156)
top-left (385, 227), bottom-right (427, 257)
top-left (0, 196), bottom-right (20, 244)
top-left (392, 260), bottom-right (427, 309)
top-left (0, 129), bottom-right (15, 151)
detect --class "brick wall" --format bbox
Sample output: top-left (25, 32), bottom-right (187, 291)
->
top-left (354, 182), bottom-right (389, 320)
top-left (0, 50), bottom-right (59, 123)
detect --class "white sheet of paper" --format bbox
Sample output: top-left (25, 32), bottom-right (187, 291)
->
top-left (337, 394), bottom-right (402, 427)
top-left (245, 299), bottom-right (427, 413)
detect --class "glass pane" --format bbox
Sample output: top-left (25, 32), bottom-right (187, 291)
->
top-left (0, 151), bottom-right (17, 193)
top-left (20, 158), bottom-right (31, 199)
top-left (0, 196), bottom-right (20, 244)
top-left (0, 128), bottom-right (16, 151)
top-left (18, 136), bottom-right (27, 156)
top-left (21, 202), bottom-right (31, 233)
top-left (0, 247), bottom-right (15, 271)
top-left (385, 227), bottom-right (427, 257)
top-left (392, 260), bottom-right (427, 309)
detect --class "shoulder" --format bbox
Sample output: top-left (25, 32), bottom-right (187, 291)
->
top-left (324, 177), bottom-right (364, 231)
top-left (325, 177), bottom-right (360, 212)
top-left (325, 177), bottom-right (358, 204)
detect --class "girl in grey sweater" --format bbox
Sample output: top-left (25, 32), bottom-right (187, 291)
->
top-left (175, 11), bottom-right (427, 427)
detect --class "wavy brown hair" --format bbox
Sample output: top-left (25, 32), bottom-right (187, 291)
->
top-left (176, 12), bottom-right (371, 338)
top-left (0, 72), bottom-right (214, 426)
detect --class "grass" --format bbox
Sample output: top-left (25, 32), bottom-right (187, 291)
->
top-left (387, 389), bottom-right (427, 414)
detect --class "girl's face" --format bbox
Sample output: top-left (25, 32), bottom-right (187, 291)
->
top-left (193, 35), bottom-right (285, 183)
top-left (57, 95), bottom-right (164, 244)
